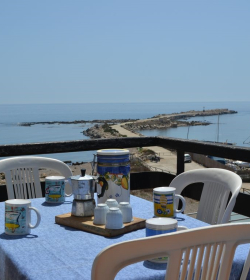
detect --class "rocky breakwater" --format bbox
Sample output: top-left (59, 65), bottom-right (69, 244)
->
top-left (83, 108), bottom-right (237, 139)
top-left (121, 108), bottom-right (237, 132)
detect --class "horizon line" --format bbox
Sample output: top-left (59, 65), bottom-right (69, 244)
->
top-left (1, 100), bottom-right (250, 106)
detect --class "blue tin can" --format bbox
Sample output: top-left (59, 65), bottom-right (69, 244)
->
top-left (96, 149), bottom-right (130, 203)
top-left (146, 217), bottom-right (177, 263)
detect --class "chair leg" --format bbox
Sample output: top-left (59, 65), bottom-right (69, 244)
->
top-left (240, 249), bottom-right (250, 280)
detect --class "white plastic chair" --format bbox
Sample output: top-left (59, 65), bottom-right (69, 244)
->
top-left (0, 156), bottom-right (73, 199)
top-left (169, 168), bottom-right (242, 224)
top-left (241, 251), bottom-right (250, 280)
top-left (91, 223), bottom-right (250, 280)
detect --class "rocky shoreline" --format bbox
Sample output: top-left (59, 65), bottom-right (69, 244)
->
top-left (83, 108), bottom-right (237, 139)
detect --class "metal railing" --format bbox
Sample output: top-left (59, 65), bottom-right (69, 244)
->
top-left (1, 136), bottom-right (250, 171)
top-left (242, 188), bottom-right (250, 195)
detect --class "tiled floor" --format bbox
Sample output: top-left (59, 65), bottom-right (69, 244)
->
top-left (230, 212), bottom-right (250, 223)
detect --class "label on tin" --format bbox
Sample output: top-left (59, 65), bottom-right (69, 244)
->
top-left (146, 228), bottom-right (176, 237)
top-left (97, 172), bottom-right (130, 203)
top-left (97, 161), bottom-right (129, 167)
top-left (154, 193), bottom-right (174, 217)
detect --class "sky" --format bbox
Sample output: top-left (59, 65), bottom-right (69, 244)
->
top-left (0, 1), bottom-right (249, 104)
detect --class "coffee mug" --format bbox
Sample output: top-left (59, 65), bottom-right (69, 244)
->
top-left (45, 176), bottom-right (72, 203)
top-left (153, 187), bottom-right (186, 218)
top-left (5, 199), bottom-right (41, 235)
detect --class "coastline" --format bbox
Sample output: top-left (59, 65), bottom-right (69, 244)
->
top-left (0, 107), bottom-right (241, 166)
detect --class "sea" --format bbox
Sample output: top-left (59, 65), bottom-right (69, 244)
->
top-left (1, 101), bottom-right (250, 163)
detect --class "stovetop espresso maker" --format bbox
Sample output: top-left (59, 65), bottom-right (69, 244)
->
top-left (69, 169), bottom-right (108, 217)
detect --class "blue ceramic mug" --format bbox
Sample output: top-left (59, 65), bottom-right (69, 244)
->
top-left (45, 176), bottom-right (72, 203)
top-left (5, 199), bottom-right (41, 235)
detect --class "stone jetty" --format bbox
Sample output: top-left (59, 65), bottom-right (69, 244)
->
top-left (83, 108), bottom-right (237, 139)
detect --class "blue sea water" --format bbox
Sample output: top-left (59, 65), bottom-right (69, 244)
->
top-left (0, 102), bottom-right (250, 163)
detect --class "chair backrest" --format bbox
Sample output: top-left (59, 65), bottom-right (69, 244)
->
top-left (0, 156), bottom-right (73, 199)
top-left (91, 223), bottom-right (250, 280)
top-left (169, 168), bottom-right (242, 224)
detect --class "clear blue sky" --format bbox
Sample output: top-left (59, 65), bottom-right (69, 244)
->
top-left (0, 1), bottom-right (249, 104)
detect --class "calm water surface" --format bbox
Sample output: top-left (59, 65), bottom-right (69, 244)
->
top-left (1, 102), bottom-right (250, 162)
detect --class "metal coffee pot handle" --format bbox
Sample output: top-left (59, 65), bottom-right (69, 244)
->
top-left (96, 176), bottom-right (108, 198)
top-left (92, 175), bottom-right (108, 198)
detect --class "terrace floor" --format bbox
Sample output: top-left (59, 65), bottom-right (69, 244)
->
top-left (230, 212), bottom-right (250, 223)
